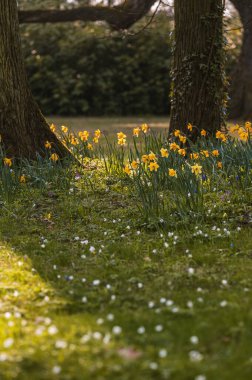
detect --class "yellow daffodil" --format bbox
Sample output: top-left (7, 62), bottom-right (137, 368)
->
top-left (19, 175), bottom-right (26, 183)
top-left (118, 138), bottom-right (126, 146)
top-left (87, 143), bottom-right (93, 150)
top-left (230, 124), bottom-right (240, 133)
top-left (50, 153), bottom-right (59, 162)
top-left (212, 149), bottom-right (219, 157)
top-left (71, 137), bottom-right (79, 145)
top-left (45, 141), bottom-right (52, 149)
top-left (238, 127), bottom-right (249, 141)
top-left (245, 121), bottom-right (252, 132)
top-left (201, 150), bottom-right (209, 158)
top-left (190, 153), bottom-right (199, 160)
top-left (160, 148), bottom-right (169, 158)
top-left (149, 162), bottom-right (159, 172)
top-left (178, 148), bottom-right (186, 157)
top-left (61, 126), bottom-right (68, 133)
top-left (124, 165), bottom-right (131, 175)
top-left (94, 129), bottom-right (101, 138)
top-left (141, 154), bottom-right (149, 163)
top-left (169, 142), bottom-right (180, 151)
top-left (3, 157), bottom-right (12, 167)
top-left (133, 127), bottom-right (141, 137)
top-left (141, 123), bottom-right (149, 133)
top-left (174, 129), bottom-right (181, 137)
top-left (201, 129), bottom-right (207, 136)
top-left (168, 168), bottom-right (177, 177)
top-left (93, 137), bottom-right (99, 144)
top-left (148, 152), bottom-right (157, 161)
top-left (117, 132), bottom-right (126, 140)
top-left (131, 160), bottom-right (138, 170)
top-left (216, 130), bottom-right (227, 142)
top-left (179, 135), bottom-right (187, 144)
top-left (191, 163), bottom-right (202, 176)
top-left (187, 123), bottom-right (193, 132)
top-left (217, 161), bottom-right (222, 169)
top-left (50, 123), bottom-right (56, 132)
top-left (79, 131), bottom-right (89, 142)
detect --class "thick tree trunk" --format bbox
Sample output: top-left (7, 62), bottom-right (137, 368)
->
top-left (229, 0), bottom-right (252, 120)
top-left (170, 0), bottom-right (226, 137)
top-left (0, 0), bottom-right (68, 159)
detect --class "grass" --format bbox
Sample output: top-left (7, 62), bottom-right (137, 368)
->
top-left (0, 120), bottom-right (252, 379)
top-left (47, 116), bottom-right (169, 135)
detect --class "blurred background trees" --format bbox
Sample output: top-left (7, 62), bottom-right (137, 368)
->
top-left (19, 0), bottom-right (245, 118)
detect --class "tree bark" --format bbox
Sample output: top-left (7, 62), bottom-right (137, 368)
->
top-left (18, 0), bottom-right (157, 30)
top-left (0, 0), bottom-right (69, 159)
top-left (170, 0), bottom-right (226, 137)
top-left (229, 0), bottom-right (252, 120)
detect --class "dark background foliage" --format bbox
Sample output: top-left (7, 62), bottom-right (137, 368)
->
top-left (21, 14), bottom-right (241, 116)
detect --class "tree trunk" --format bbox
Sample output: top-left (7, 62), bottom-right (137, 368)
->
top-left (170, 0), bottom-right (226, 137)
top-left (0, 0), bottom-right (68, 159)
top-left (229, 0), bottom-right (252, 120)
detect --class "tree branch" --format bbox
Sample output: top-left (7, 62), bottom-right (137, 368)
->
top-left (18, 0), bottom-right (157, 30)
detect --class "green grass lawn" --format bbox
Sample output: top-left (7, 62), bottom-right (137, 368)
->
top-left (0, 171), bottom-right (251, 379)
top-left (0, 119), bottom-right (251, 380)
top-left (47, 116), bottom-right (169, 135)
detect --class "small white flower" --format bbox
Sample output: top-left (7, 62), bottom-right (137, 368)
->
top-left (112, 326), bottom-right (122, 335)
top-left (220, 300), bottom-right (227, 307)
top-left (93, 279), bottom-right (100, 286)
top-left (81, 240), bottom-right (89, 245)
top-left (189, 350), bottom-right (203, 362)
top-left (48, 325), bottom-right (58, 335)
top-left (82, 296), bottom-right (87, 303)
top-left (148, 301), bottom-right (155, 308)
top-left (187, 301), bottom-right (194, 309)
top-left (159, 349), bottom-right (167, 358)
top-left (52, 366), bottom-right (61, 374)
top-left (3, 338), bottom-right (14, 348)
top-left (55, 340), bottom-right (68, 349)
top-left (89, 246), bottom-right (95, 253)
top-left (155, 325), bottom-right (163, 332)
top-left (137, 326), bottom-right (145, 334)
top-left (188, 267), bottom-right (195, 275)
top-left (149, 362), bottom-right (158, 370)
top-left (166, 300), bottom-right (173, 307)
top-left (0, 353), bottom-right (8, 362)
top-left (93, 332), bottom-right (102, 340)
top-left (172, 307), bottom-right (179, 313)
top-left (195, 375), bottom-right (206, 380)
top-left (190, 336), bottom-right (199, 345)
top-left (107, 313), bottom-right (114, 321)
top-left (96, 318), bottom-right (104, 325)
